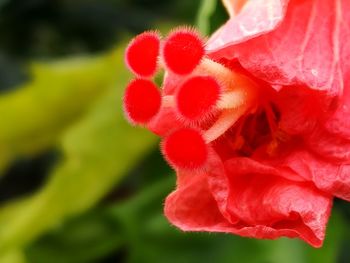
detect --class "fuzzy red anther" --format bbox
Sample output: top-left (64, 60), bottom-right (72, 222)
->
top-left (125, 31), bottom-right (160, 77)
top-left (123, 79), bottom-right (161, 124)
top-left (176, 76), bottom-right (221, 122)
top-left (162, 128), bottom-right (208, 170)
top-left (163, 28), bottom-right (205, 75)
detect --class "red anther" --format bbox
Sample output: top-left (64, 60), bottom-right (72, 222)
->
top-left (163, 28), bottom-right (205, 75)
top-left (123, 79), bottom-right (161, 124)
top-left (176, 76), bottom-right (221, 121)
top-left (162, 128), bottom-right (208, 170)
top-left (125, 31), bottom-right (160, 77)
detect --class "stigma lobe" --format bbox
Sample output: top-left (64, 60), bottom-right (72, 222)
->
top-left (123, 79), bottom-right (161, 124)
top-left (162, 128), bottom-right (208, 170)
top-left (163, 28), bottom-right (205, 75)
top-left (176, 76), bottom-right (222, 122)
top-left (125, 31), bottom-right (160, 78)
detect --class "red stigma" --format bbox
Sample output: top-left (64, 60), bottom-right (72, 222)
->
top-left (162, 128), bottom-right (208, 170)
top-left (125, 32), bottom-right (160, 78)
top-left (163, 28), bottom-right (205, 75)
top-left (123, 79), bottom-right (161, 124)
top-left (176, 76), bottom-right (221, 121)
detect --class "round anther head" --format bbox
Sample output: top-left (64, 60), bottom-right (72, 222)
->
top-left (163, 28), bottom-right (205, 75)
top-left (176, 76), bottom-right (221, 121)
top-left (162, 128), bottom-right (208, 170)
top-left (125, 32), bottom-right (160, 77)
top-left (123, 79), bottom-right (161, 124)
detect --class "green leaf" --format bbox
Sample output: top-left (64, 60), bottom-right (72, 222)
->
top-left (0, 50), bottom-right (119, 173)
top-left (0, 249), bottom-right (27, 263)
top-left (0, 46), bottom-right (157, 256)
top-left (25, 149), bottom-right (173, 263)
top-left (196, 0), bottom-right (218, 35)
top-left (25, 210), bottom-right (123, 263)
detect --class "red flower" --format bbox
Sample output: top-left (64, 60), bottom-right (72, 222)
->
top-left (123, 0), bottom-right (350, 247)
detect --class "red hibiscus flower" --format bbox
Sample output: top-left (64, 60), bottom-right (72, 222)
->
top-left (122, 0), bottom-right (350, 247)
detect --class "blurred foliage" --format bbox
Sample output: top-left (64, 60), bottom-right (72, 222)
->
top-left (0, 0), bottom-right (348, 263)
top-left (0, 42), bottom-right (158, 259)
top-left (196, 0), bottom-right (228, 35)
top-left (197, 0), bottom-right (218, 35)
top-left (0, 50), bottom-right (120, 173)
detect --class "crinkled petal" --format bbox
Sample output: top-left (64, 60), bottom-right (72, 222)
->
top-left (307, 125), bottom-right (350, 162)
top-left (207, 0), bottom-right (288, 52)
top-left (147, 106), bottom-right (182, 136)
top-left (209, 0), bottom-right (350, 96)
top-left (164, 170), bottom-right (237, 232)
top-left (285, 150), bottom-right (350, 201)
top-left (207, 157), bottom-right (332, 247)
top-left (277, 86), bottom-right (323, 135)
top-left (324, 74), bottom-right (350, 139)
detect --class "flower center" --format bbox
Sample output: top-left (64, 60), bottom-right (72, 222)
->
top-left (123, 28), bottom-right (272, 170)
top-left (226, 102), bottom-right (283, 158)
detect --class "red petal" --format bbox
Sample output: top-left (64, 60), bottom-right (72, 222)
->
top-left (147, 105), bottom-right (183, 136)
top-left (208, 157), bottom-right (332, 247)
top-left (165, 152), bottom-right (332, 248)
top-left (307, 125), bottom-right (350, 162)
top-left (164, 171), bottom-right (237, 232)
top-left (208, 0), bottom-right (350, 96)
top-left (324, 77), bottom-right (350, 139)
top-left (207, 0), bottom-right (288, 52)
top-left (276, 85), bottom-right (332, 135)
top-left (285, 150), bottom-right (350, 201)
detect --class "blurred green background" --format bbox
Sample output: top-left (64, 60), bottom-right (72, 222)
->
top-left (0, 0), bottom-right (349, 262)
